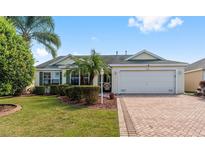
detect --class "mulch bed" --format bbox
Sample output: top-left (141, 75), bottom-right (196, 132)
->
top-left (58, 96), bottom-right (117, 109)
top-left (0, 104), bottom-right (16, 113)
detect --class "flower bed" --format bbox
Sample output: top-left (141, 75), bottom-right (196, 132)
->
top-left (0, 104), bottom-right (22, 117)
top-left (58, 96), bottom-right (117, 109)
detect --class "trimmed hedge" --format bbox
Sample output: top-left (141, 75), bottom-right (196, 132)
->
top-left (34, 86), bottom-right (45, 95)
top-left (83, 86), bottom-right (100, 104)
top-left (50, 85), bottom-right (59, 95)
top-left (34, 84), bottom-right (70, 96)
top-left (65, 86), bottom-right (99, 104)
top-left (58, 84), bottom-right (70, 96)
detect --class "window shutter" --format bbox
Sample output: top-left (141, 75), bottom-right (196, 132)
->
top-left (39, 72), bottom-right (43, 86)
top-left (60, 71), bottom-right (62, 84)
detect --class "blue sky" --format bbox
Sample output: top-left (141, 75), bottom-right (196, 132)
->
top-left (33, 16), bottom-right (205, 65)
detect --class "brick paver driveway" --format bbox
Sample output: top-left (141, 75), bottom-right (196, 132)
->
top-left (118, 95), bottom-right (205, 137)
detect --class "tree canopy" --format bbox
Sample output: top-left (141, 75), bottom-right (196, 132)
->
top-left (70, 49), bottom-right (110, 85)
top-left (7, 16), bottom-right (61, 58)
top-left (0, 17), bottom-right (34, 95)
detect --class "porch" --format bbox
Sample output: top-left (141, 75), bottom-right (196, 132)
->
top-left (35, 70), bottom-right (112, 92)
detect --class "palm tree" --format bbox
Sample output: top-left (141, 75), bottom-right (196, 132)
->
top-left (71, 49), bottom-right (110, 85)
top-left (7, 16), bottom-right (61, 58)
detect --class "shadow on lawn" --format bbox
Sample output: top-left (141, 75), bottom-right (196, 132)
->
top-left (31, 97), bottom-right (89, 111)
top-left (0, 96), bottom-right (14, 100)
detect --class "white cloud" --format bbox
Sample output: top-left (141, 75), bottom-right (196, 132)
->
top-left (128, 16), bottom-right (183, 33)
top-left (91, 36), bottom-right (97, 40)
top-left (128, 17), bottom-right (136, 27)
top-left (36, 48), bottom-right (48, 57)
top-left (168, 17), bottom-right (183, 28)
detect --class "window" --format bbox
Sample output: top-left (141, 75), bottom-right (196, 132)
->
top-left (51, 72), bottom-right (60, 85)
top-left (71, 71), bottom-right (79, 85)
top-left (43, 72), bottom-right (51, 85)
top-left (42, 71), bottom-right (60, 85)
top-left (81, 73), bottom-right (89, 85)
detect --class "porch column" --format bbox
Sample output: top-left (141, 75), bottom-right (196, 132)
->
top-left (34, 70), bottom-right (39, 86)
top-left (93, 74), bottom-right (98, 86)
top-left (62, 69), bottom-right (67, 84)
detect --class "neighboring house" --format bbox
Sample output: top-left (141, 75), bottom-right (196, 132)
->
top-left (35, 49), bottom-right (187, 94)
top-left (185, 58), bottom-right (205, 92)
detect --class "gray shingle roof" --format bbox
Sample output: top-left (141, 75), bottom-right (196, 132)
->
top-left (36, 56), bottom-right (64, 68)
top-left (185, 58), bottom-right (205, 71)
top-left (36, 54), bottom-right (187, 69)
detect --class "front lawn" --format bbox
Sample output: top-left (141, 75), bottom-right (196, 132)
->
top-left (0, 96), bottom-right (119, 136)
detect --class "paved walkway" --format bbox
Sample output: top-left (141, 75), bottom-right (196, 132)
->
top-left (117, 95), bottom-right (205, 137)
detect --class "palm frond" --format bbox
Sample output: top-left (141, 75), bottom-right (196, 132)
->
top-left (7, 16), bottom-right (60, 58)
top-left (29, 16), bottom-right (55, 32)
top-left (33, 32), bottom-right (61, 48)
top-left (37, 39), bottom-right (57, 58)
top-left (69, 49), bottom-right (110, 84)
top-left (7, 16), bottom-right (27, 35)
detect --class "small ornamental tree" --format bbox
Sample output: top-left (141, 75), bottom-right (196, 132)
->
top-left (0, 17), bottom-right (34, 96)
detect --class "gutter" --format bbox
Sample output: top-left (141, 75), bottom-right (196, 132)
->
top-left (109, 63), bottom-right (188, 67)
top-left (185, 68), bottom-right (204, 74)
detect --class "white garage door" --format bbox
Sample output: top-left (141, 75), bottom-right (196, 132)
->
top-left (118, 70), bottom-right (176, 94)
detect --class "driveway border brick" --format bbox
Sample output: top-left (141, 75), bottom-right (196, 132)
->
top-left (117, 97), bottom-right (128, 136)
top-left (117, 97), bottom-right (137, 136)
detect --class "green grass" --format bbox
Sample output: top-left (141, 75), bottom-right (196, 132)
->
top-left (0, 96), bottom-right (119, 137)
top-left (184, 92), bottom-right (195, 96)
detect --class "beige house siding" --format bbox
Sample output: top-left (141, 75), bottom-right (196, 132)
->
top-left (185, 70), bottom-right (203, 92)
top-left (132, 53), bottom-right (157, 60)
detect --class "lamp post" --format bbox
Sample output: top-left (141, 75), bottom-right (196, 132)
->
top-left (100, 68), bottom-right (104, 104)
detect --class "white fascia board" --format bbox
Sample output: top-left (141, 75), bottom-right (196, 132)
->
top-left (58, 66), bottom-right (67, 69)
top-left (185, 68), bottom-right (204, 73)
top-left (125, 50), bottom-right (166, 61)
top-left (109, 63), bottom-right (187, 67)
top-left (36, 68), bottom-right (62, 71)
top-left (48, 54), bottom-right (72, 66)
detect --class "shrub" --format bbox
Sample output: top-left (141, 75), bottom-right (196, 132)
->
top-left (0, 17), bottom-right (34, 96)
top-left (199, 81), bottom-right (205, 88)
top-left (58, 84), bottom-right (70, 96)
top-left (65, 86), bottom-right (99, 104)
top-left (34, 86), bottom-right (45, 95)
top-left (83, 86), bottom-right (100, 104)
top-left (50, 85), bottom-right (59, 95)
top-left (0, 83), bottom-right (12, 96)
top-left (109, 92), bottom-right (115, 99)
top-left (65, 86), bottom-right (83, 101)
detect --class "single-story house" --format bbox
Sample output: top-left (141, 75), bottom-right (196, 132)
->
top-left (185, 58), bottom-right (205, 92)
top-left (35, 49), bottom-right (187, 94)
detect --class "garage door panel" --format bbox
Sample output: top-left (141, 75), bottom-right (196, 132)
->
top-left (118, 70), bottom-right (175, 94)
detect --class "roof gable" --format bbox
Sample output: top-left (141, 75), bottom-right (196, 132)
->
top-left (57, 57), bottom-right (75, 65)
top-left (125, 50), bottom-right (166, 61)
top-left (185, 58), bottom-right (205, 71)
top-left (48, 54), bottom-right (75, 66)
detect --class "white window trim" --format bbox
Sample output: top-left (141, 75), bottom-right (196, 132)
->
top-left (42, 71), bottom-right (61, 85)
top-left (43, 72), bottom-right (51, 85)
top-left (69, 70), bottom-right (90, 85)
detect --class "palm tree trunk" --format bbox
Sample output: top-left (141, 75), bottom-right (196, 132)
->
top-left (89, 73), bottom-right (94, 85)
